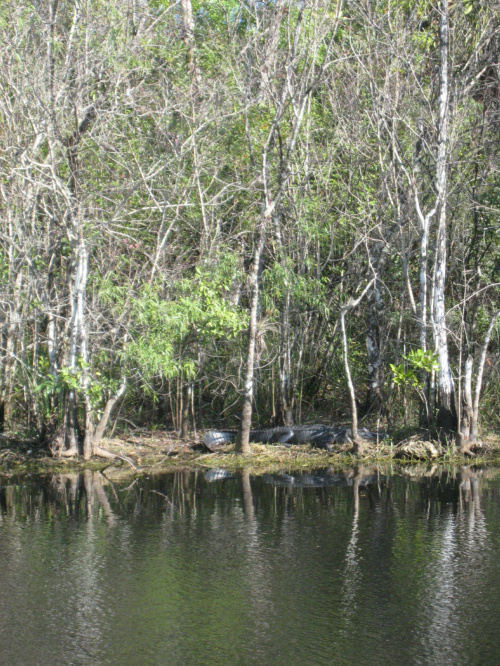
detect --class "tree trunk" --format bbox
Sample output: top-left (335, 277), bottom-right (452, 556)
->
top-left (83, 396), bottom-right (93, 461)
top-left (458, 355), bottom-right (473, 448)
top-left (433, 0), bottom-right (457, 434)
top-left (278, 292), bottom-right (294, 426)
top-left (63, 394), bottom-right (79, 456)
top-left (92, 382), bottom-right (127, 449)
top-left (180, 382), bottom-right (191, 439)
top-left (339, 279), bottom-right (374, 455)
top-left (0, 270), bottom-right (23, 429)
top-left (237, 219), bottom-right (267, 454)
top-left (459, 309), bottom-right (500, 452)
top-left (365, 293), bottom-right (382, 414)
top-left (62, 235), bottom-right (89, 456)
top-left (341, 309), bottom-right (363, 455)
top-left (180, 0), bottom-right (196, 79)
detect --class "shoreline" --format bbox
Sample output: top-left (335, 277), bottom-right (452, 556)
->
top-left (1, 430), bottom-right (500, 476)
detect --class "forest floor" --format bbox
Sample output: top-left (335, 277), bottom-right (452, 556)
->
top-left (1, 427), bottom-right (500, 476)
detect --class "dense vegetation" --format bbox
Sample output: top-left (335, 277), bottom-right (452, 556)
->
top-left (0, 0), bottom-right (498, 457)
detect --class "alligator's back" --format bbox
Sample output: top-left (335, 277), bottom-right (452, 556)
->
top-left (249, 427), bottom-right (295, 444)
top-left (203, 424), bottom-right (336, 451)
top-left (289, 424), bottom-right (337, 447)
top-left (203, 424), bottom-right (386, 451)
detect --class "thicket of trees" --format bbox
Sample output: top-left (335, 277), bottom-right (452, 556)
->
top-left (0, 0), bottom-right (498, 457)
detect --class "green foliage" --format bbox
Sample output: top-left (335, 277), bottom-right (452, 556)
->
top-left (35, 359), bottom-right (104, 418)
top-left (262, 260), bottom-right (330, 316)
top-left (390, 350), bottom-right (439, 389)
top-left (124, 258), bottom-right (247, 381)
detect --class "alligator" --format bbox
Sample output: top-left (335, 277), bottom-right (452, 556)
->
top-left (203, 424), bottom-right (385, 452)
top-left (262, 471), bottom-right (376, 488)
top-left (203, 469), bottom-right (375, 487)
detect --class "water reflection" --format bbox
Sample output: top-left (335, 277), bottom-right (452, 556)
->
top-left (1, 466), bottom-right (500, 665)
top-left (340, 466), bottom-right (364, 627)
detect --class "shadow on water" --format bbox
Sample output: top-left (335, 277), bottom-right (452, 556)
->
top-left (1, 465), bottom-right (500, 665)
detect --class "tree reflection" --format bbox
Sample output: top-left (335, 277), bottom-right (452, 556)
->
top-left (241, 469), bottom-right (255, 522)
top-left (340, 465), bottom-right (365, 624)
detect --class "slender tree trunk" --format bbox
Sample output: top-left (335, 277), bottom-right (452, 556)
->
top-left (180, 382), bottom-right (191, 439)
top-left (278, 273), bottom-right (294, 426)
top-left (83, 396), bottom-right (93, 461)
top-left (180, 0), bottom-right (196, 80)
top-left (458, 309), bottom-right (500, 453)
top-left (237, 219), bottom-right (267, 454)
top-left (56, 86), bottom-right (96, 455)
top-left (62, 235), bottom-right (89, 455)
top-left (340, 279), bottom-right (374, 455)
top-left (470, 310), bottom-right (500, 440)
top-left (433, 0), bottom-right (457, 434)
top-left (1, 269), bottom-right (23, 428)
top-left (365, 229), bottom-right (396, 416)
top-left (459, 355), bottom-right (474, 444)
top-left (365, 287), bottom-right (382, 413)
top-left (341, 309), bottom-right (363, 455)
top-left (88, 379), bottom-right (127, 455)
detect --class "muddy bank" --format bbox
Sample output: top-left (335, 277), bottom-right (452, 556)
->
top-left (1, 428), bottom-right (500, 476)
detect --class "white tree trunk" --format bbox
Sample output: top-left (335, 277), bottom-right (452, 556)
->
top-left (237, 219), bottom-right (267, 454)
top-left (432, 0), bottom-right (457, 433)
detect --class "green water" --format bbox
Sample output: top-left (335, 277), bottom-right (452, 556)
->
top-left (1, 466), bottom-right (499, 665)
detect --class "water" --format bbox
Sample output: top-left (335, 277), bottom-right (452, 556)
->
top-left (1, 466), bottom-right (499, 665)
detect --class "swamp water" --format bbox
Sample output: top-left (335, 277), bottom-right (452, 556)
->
top-left (1, 466), bottom-right (500, 665)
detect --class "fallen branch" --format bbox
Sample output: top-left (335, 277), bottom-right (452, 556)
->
top-left (93, 445), bottom-right (138, 471)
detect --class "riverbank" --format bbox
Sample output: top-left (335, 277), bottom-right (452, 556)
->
top-left (1, 428), bottom-right (500, 476)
